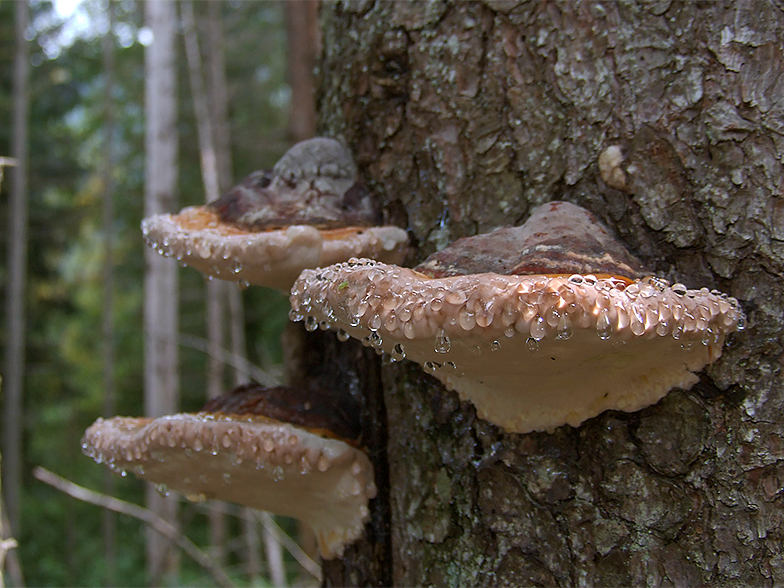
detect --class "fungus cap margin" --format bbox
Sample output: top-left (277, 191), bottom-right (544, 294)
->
top-left (82, 413), bottom-right (377, 559)
top-left (141, 206), bottom-right (408, 292)
top-left (289, 259), bottom-right (744, 433)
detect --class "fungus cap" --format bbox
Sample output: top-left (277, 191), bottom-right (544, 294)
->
top-left (289, 203), bottom-right (744, 434)
top-left (141, 137), bottom-right (408, 291)
top-left (82, 385), bottom-right (376, 559)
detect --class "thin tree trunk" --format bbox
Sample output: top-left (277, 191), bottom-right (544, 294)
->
top-left (100, 4), bottom-right (117, 584)
top-left (203, 3), bottom-right (280, 581)
top-left (284, 0), bottom-right (321, 569)
top-left (317, 2), bottom-right (784, 586)
top-left (180, 0), bottom-right (228, 565)
top-left (143, 0), bottom-right (179, 583)
top-left (2, 0), bottom-right (29, 540)
top-left (285, 0), bottom-right (319, 142)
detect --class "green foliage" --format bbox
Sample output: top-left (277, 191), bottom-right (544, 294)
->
top-left (1, 0), bottom-right (298, 584)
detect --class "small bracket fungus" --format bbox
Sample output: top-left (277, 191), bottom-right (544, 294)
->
top-left (289, 202), bottom-right (744, 434)
top-left (82, 383), bottom-right (376, 559)
top-left (141, 137), bottom-right (408, 291)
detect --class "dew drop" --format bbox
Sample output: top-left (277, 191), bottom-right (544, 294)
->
top-left (491, 340), bottom-right (501, 351)
top-left (288, 309), bottom-right (304, 322)
top-left (458, 307), bottom-right (476, 330)
top-left (423, 361), bottom-right (439, 374)
top-left (435, 329), bottom-right (451, 354)
top-left (672, 283), bottom-right (687, 296)
top-left (304, 316), bottom-right (318, 332)
top-left (526, 337), bottom-right (540, 353)
top-left (368, 331), bottom-right (383, 348)
top-left (155, 483), bottom-right (170, 497)
top-left (556, 314), bottom-right (573, 340)
top-left (272, 466), bottom-right (285, 482)
top-left (596, 310), bottom-right (612, 340)
top-left (337, 329), bottom-right (350, 342)
top-left (530, 316), bottom-right (546, 341)
top-left (391, 343), bottom-right (406, 361)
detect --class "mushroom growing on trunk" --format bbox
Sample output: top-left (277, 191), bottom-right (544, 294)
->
top-left (289, 201), bottom-right (744, 434)
top-left (141, 137), bottom-right (408, 291)
top-left (82, 383), bottom-right (376, 559)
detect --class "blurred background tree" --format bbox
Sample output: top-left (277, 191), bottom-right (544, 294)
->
top-left (0, 1), bottom-right (306, 585)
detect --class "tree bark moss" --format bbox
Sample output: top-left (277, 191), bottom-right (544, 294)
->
top-left (317, 1), bottom-right (784, 585)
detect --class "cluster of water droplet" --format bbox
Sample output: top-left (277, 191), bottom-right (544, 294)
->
top-left (81, 414), bottom-right (364, 484)
top-left (140, 210), bottom-right (316, 284)
top-left (290, 258), bottom-right (745, 365)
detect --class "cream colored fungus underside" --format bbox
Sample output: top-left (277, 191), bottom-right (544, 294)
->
top-left (291, 260), bottom-right (742, 433)
top-left (83, 414), bottom-right (377, 559)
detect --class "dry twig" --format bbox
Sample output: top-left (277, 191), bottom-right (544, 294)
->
top-left (33, 467), bottom-right (235, 588)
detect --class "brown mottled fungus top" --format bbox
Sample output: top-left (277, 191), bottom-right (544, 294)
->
top-left (82, 383), bottom-right (375, 559)
top-left (289, 202), bottom-right (745, 434)
top-left (141, 137), bottom-right (408, 291)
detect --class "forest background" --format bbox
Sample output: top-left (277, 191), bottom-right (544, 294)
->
top-left (0, 1), bottom-right (312, 585)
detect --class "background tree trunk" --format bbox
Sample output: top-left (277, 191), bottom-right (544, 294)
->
top-left (2, 0), bottom-right (29, 540)
top-left (285, 0), bottom-right (319, 142)
top-left (100, 2), bottom-right (117, 583)
top-left (143, 0), bottom-right (180, 582)
top-left (317, 2), bottom-right (784, 586)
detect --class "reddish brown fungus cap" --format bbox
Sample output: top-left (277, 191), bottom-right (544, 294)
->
top-left (289, 202), bottom-right (745, 434)
top-left (82, 384), bottom-right (376, 559)
top-left (141, 137), bottom-right (408, 291)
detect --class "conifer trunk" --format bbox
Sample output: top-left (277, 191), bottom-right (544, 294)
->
top-left (318, 2), bottom-right (784, 585)
top-left (143, 0), bottom-right (180, 582)
top-left (2, 0), bottom-right (29, 541)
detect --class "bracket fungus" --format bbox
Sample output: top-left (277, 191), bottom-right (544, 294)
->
top-left (141, 137), bottom-right (408, 291)
top-left (290, 201), bottom-right (744, 434)
top-left (82, 383), bottom-right (376, 559)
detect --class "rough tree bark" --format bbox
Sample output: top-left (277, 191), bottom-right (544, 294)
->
top-left (315, 2), bottom-right (784, 586)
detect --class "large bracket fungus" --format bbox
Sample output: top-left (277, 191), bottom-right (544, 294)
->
top-left (141, 137), bottom-right (408, 291)
top-left (289, 201), bottom-right (744, 434)
top-left (82, 383), bottom-right (376, 559)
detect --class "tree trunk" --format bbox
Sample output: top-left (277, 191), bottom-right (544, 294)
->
top-left (101, 3), bottom-right (117, 583)
top-left (2, 0), bottom-right (29, 541)
top-left (143, 0), bottom-right (180, 582)
top-left (285, 0), bottom-right (319, 142)
top-left (317, 2), bottom-right (784, 586)
top-left (180, 0), bottom-right (230, 567)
